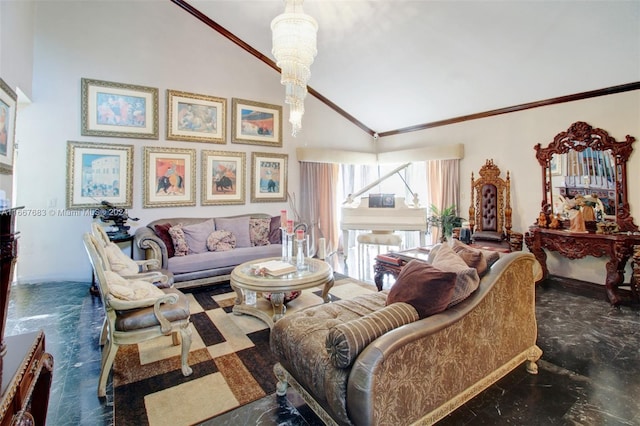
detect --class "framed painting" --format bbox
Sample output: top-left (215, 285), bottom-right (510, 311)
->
top-left (201, 150), bottom-right (245, 205)
top-left (231, 98), bottom-right (282, 147)
top-left (66, 141), bottom-right (133, 209)
top-left (166, 90), bottom-right (226, 143)
top-left (81, 78), bottom-right (159, 139)
top-left (251, 152), bottom-right (288, 202)
top-left (0, 78), bottom-right (17, 174)
top-left (550, 154), bottom-right (563, 176)
top-left (143, 146), bottom-right (196, 208)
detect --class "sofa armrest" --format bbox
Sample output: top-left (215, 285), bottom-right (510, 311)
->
top-left (346, 252), bottom-right (541, 425)
top-left (135, 227), bottom-right (168, 269)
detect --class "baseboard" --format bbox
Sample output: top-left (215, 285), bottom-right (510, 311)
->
top-left (539, 275), bottom-right (633, 303)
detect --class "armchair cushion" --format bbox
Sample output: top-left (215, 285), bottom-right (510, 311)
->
top-left (431, 243), bottom-right (480, 308)
top-left (181, 219), bottom-right (215, 254)
top-left (386, 260), bottom-right (456, 318)
top-left (472, 230), bottom-right (504, 242)
top-left (326, 302), bottom-right (419, 368)
top-left (105, 242), bottom-right (139, 276)
top-left (105, 270), bottom-right (165, 302)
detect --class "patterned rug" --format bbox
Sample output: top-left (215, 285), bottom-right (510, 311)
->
top-left (113, 274), bottom-right (376, 426)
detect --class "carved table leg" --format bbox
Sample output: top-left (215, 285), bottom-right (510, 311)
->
top-left (321, 277), bottom-right (335, 303)
top-left (632, 245), bottom-right (640, 303)
top-left (270, 292), bottom-right (286, 322)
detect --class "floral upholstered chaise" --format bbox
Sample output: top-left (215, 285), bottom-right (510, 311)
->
top-left (270, 241), bottom-right (542, 425)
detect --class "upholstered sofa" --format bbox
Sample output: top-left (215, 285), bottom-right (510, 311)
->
top-left (134, 213), bottom-right (283, 289)
top-left (270, 243), bottom-right (542, 425)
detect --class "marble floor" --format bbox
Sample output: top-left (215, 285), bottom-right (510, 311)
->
top-left (5, 251), bottom-right (640, 425)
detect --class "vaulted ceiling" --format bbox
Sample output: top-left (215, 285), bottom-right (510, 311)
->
top-left (176, 0), bottom-right (640, 136)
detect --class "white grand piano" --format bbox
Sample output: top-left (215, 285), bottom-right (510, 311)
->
top-left (340, 163), bottom-right (428, 258)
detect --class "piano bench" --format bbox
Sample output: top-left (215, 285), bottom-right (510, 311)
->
top-left (357, 232), bottom-right (403, 280)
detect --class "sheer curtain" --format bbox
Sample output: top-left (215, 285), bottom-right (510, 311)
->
top-left (299, 162), bottom-right (340, 257)
top-left (427, 159), bottom-right (460, 244)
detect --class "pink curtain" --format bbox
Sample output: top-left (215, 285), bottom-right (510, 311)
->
top-left (299, 162), bottom-right (340, 256)
top-left (427, 159), bottom-right (460, 244)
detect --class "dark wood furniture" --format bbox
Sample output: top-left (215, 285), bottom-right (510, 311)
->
top-left (526, 122), bottom-right (639, 306)
top-left (373, 247), bottom-right (432, 290)
top-left (525, 227), bottom-right (640, 306)
top-left (0, 331), bottom-right (53, 426)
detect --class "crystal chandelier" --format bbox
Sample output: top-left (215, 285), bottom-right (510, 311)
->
top-left (271, 0), bottom-right (318, 137)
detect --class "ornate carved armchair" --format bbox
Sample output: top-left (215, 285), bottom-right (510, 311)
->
top-left (469, 159), bottom-right (523, 251)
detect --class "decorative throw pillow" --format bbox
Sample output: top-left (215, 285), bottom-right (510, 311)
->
top-left (431, 243), bottom-right (481, 307)
top-left (449, 239), bottom-right (488, 276)
top-left (104, 270), bottom-right (165, 301)
top-left (154, 223), bottom-right (175, 258)
top-left (215, 217), bottom-right (251, 248)
top-left (206, 230), bottom-right (236, 252)
top-left (249, 218), bottom-right (271, 246)
top-left (104, 242), bottom-right (139, 276)
top-left (326, 302), bottom-right (419, 368)
top-left (168, 224), bottom-right (189, 256)
top-left (181, 219), bottom-right (215, 254)
top-left (386, 260), bottom-right (457, 318)
top-left (269, 216), bottom-right (282, 244)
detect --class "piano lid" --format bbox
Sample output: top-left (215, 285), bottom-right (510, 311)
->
top-left (343, 162), bottom-right (421, 207)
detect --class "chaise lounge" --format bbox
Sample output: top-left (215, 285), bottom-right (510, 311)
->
top-left (270, 243), bottom-right (541, 425)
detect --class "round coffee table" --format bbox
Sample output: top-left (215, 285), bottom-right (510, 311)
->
top-left (230, 257), bottom-right (334, 328)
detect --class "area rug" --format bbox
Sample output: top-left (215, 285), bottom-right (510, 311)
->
top-left (113, 274), bottom-right (376, 426)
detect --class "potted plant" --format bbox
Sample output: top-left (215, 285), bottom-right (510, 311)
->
top-left (427, 204), bottom-right (465, 242)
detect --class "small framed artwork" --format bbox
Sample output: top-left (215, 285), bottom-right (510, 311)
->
top-left (66, 141), bottom-right (134, 209)
top-left (550, 154), bottom-right (563, 176)
top-left (166, 89), bottom-right (226, 143)
top-left (231, 98), bottom-right (282, 147)
top-left (0, 78), bottom-right (17, 174)
top-left (81, 78), bottom-right (159, 139)
top-left (143, 146), bottom-right (196, 208)
top-left (251, 152), bottom-right (288, 202)
top-left (201, 150), bottom-right (246, 205)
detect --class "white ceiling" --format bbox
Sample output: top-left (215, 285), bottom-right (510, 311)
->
top-left (186, 0), bottom-right (640, 135)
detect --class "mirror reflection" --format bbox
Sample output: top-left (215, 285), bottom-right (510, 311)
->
top-left (550, 149), bottom-right (616, 217)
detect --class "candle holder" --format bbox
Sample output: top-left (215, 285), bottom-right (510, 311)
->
top-left (287, 232), bottom-right (294, 262)
top-left (280, 227), bottom-right (288, 260)
top-left (296, 237), bottom-right (306, 269)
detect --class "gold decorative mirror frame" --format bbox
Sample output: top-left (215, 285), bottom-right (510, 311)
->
top-left (533, 121), bottom-right (638, 232)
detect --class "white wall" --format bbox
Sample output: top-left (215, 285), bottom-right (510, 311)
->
top-left (12, 1), bottom-right (372, 282)
top-left (378, 90), bottom-right (640, 283)
top-left (7, 1), bottom-right (640, 285)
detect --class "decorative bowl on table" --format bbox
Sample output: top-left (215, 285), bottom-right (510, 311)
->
top-left (263, 291), bottom-right (302, 303)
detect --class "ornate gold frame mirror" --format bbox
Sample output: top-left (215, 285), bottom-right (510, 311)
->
top-left (533, 121), bottom-right (637, 232)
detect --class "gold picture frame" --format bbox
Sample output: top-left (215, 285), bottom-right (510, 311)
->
top-left (0, 78), bottom-right (17, 174)
top-left (251, 152), bottom-right (288, 202)
top-left (166, 89), bottom-right (226, 143)
top-left (232, 98), bottom-right (282, 147)
top-left (81, 78), bottom-right (159, 139)
top-left (143, 146), bottom-right (196, 208)
top-left (66, 141), bottom-right (134, 209)
top-left (201, 150), bottom-right (246, 205)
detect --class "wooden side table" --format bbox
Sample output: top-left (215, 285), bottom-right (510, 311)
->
top-left (0, 330), bottom-right (53, 426)
top-left (373, 247), bottom-right (432, 291)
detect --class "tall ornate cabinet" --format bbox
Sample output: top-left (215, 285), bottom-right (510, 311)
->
top-left (0, 209), bottom-right (53, 425)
